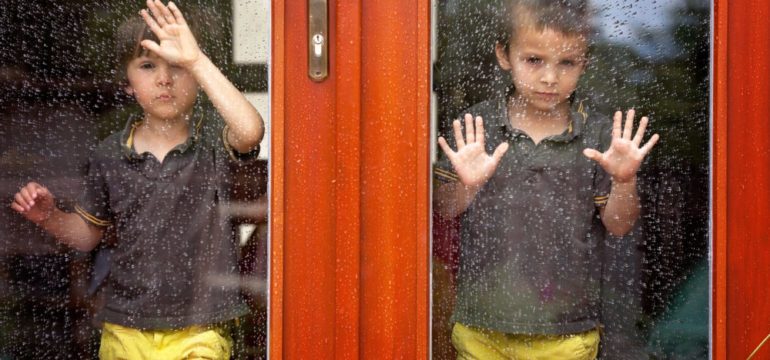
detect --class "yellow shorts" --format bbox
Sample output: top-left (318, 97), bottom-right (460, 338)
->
top-left (451, 322), bottom-right (600, 360)
top-left (99, 322), bottom-right (232, 360)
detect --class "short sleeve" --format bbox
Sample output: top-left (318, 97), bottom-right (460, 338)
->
top-left (75, 155), bottom-right (112, 227)
top-left (433, 123), bottom-right (460, 184)
top-left (593, 121), bottom-right (613, 207)
top-left (222, 124), bottom-right (261, 162)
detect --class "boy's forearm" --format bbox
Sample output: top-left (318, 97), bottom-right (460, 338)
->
top-left (434, 181), bottom-right (482, 219)
top-left (601, 177), bottom-right (641, 236)
top-left (39, 209), bottom-right (103, 252)
top-left (188, 55), bottom-right (265, 153)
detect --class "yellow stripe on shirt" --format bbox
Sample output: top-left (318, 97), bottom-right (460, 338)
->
top-left (74, 205), bottom-right (111, 227)
top-left (434, 168), bottom-right (460, 182)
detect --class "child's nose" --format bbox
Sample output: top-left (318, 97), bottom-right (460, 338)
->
top-left (156, 67), bottom-right (173, 86)
top-left (540, 66), bottom-right (558, 85)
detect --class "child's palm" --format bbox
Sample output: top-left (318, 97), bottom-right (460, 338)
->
top-left (583, 110), bottom-right (659, 183)
top-left (438, 114), bottom-right (509, 187)
top-left (141, 0), bottom-right (202, 67)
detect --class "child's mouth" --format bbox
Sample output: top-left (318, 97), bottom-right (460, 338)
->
top-left (535, 92), bottom-right (559, 99)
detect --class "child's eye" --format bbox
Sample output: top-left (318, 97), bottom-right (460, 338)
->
top-left (525, 57), bottom-right (542, 65)
top-left (560, 59), bottom-right (576, 67)
top-left (139, 63), bottom-right (155, 70)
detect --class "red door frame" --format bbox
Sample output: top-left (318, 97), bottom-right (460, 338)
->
top-left (270, 0), bottom-right (430, 358)
top-left (714, 0), bottom-right (770, 359)
top-left (270, 0), bottom-right (770, 358)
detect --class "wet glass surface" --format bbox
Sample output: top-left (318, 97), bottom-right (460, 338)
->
top-left (0, 1), bottom-right (269, 358)
top-left (431, 1), bottom-right (710, 358)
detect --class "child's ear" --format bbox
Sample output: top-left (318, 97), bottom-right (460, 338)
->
top-left (495, 43), bottom-right (513, 71)
top-left (124, 85), bottom-right (135, 97)
top-left (580, 57), bottom-right (590, 73)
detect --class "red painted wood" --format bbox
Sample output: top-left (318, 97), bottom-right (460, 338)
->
top-left (712, 0), bottom-right (727, 359)
top-left (359, 0), bottom-right (430, 358)
top-left (271, 0), bottom-right (429, 358)
top-left (269, 1), bottom-right (285, 358)
top-left (274, 0), bottom-right (338, 358)
top-left (719, 0), bottom-right (770, 358)
top-left (334, 1), bottom-right (362, 358)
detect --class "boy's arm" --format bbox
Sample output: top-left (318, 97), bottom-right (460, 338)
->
top-left (433, 182), bottom-right (483, 219)
top-left (434, 114), bottom-right (509, 219)
top-left (141, 0), bottom-right (265, 153)
top-left (188, 55), bottom-right (264, 153)
top-left (583, 109), bottom-right (659, 236)
top-left (11, 182), bottom-right (103, 252)
top-left (599, 178), bottom-right (640, 236)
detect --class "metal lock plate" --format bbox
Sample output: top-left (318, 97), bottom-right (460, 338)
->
top-left (308, 0), bottom-right (328, 81)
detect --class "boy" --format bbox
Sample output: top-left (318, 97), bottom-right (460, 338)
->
top-left (10, 1), bottom-right (264, 358)
top-left (434, 0), bottom-right (659, 358)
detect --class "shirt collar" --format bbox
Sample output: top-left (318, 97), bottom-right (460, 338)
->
top-left (120, 111), bottom-right (205, 160)
top-left (495, 86), bottom-right (589, 143)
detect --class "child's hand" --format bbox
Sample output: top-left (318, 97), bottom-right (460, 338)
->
top-left (583, 109), bottom-right (660, 183)
top-left (11, 182), bottom-right (56, 224)
top-left (438, 114), bottom-right (509, 187)
top-left (140, 0), bottom-right (203, 68)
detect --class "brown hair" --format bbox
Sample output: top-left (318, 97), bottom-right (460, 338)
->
top-left (113, 11), bottom-right (204, 86)
top-left (496, 0), bottom-right (592, 50)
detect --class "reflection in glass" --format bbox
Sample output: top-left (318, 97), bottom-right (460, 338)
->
top-left (431, 0), bottom-right (709, 358)
top-left (0, 1), bottom-right (269, 358)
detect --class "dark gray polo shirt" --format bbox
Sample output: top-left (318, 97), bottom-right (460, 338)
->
top-left (75, 107), bottom-right (254, 329)
top-left (435, 94), bottom-right (612, 335)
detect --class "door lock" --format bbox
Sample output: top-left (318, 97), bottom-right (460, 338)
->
top-left (308, 0), bottom-right (328, 81)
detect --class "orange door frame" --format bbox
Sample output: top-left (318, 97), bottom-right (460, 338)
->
top-left (270, 0), bottom-right (770, 358)
top-left (714, 0), bottom-right (770, 359)
top-left (270, 0), bottom-right (430, 358)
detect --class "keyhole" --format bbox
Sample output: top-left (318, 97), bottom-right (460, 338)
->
top-left (313, 34), bottom-right (324, 57)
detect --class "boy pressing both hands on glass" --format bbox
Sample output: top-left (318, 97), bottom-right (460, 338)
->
top-left (433, 0), bottom-right (659, 359)
top-left (11, 1), bottom-right (264, 358)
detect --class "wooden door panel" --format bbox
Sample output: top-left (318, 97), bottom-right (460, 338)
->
top-left (270, 0), bottom-right (429, 358)
top-left (269, 0), bottom-right (770, 358)
top-left (715, 0), bottom-right (770, 358)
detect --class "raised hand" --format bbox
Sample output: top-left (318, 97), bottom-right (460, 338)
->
top-left (140, 0), bottom-right (203, 68)
top-left (438, 114), bottom-right (509, 187)
top-left (583, 109), bottom-right (660, 183)
top-left (11, 182), bottom-right (56, 224)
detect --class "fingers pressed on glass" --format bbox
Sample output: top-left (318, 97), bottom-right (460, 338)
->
top-left (475, 116), bottom-right (484, 147)
top-left (147, 0), bottom-right (168, 27)
top-left (158, 1), bottom-right (176, 25)
top-left (464, 114), bottom-right (474, 144)
top-left (453, 120), bottom-right (466, 149)
top-left (140, 9), bottom-right (162, 35)
top-left (623, 109), bottom-right (635, 140)
top-left (633, 117), bottom-right (649, 146)
top-left (437, 137), bottom-right (455, 157)
top-left (168, 2), bottom-right (187, 24)
top-left (641, 134), bottom-right (660, 155)
top-left (612, 111), bottom-right (622, 139)
top-left (492, 142), bottom-right (509, 162)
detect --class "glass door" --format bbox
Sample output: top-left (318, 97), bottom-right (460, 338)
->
top-left (430, 1), bottom-right (710, 358)
top-left (0, 1), bottom-right (270, 358)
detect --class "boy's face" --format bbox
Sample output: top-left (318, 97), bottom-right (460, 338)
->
top-left (496, 27), bottom-right (587, 111)
top-left (124, 52), bottom-right (199, 121)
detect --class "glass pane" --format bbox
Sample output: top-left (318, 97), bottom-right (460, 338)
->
top-left (0, 1), bottom-right (269, 358)
top-left (431, 0), bottom-right (710, 358)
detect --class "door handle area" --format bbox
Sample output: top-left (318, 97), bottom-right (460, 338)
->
top-left (308, 0), bottom-right (328, 82)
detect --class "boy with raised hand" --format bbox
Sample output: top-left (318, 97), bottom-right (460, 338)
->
top-left (11, 1), bottom-right (264, 358)
top-left (433, 0), bottom-right (659, 358)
